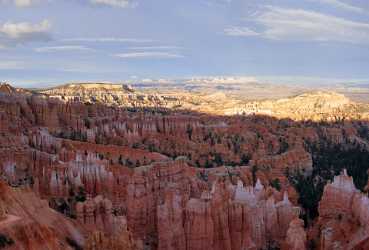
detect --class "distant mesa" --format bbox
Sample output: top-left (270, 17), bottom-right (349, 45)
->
top-left (48, 82), bottom-right (134, 92)
top-left (3, 81), bottom-right (369, 121)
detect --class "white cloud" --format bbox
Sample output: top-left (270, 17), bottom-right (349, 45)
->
top-left (224, 26), bottom-right (259, 37)
top-left (89, 0), bottom-right (134, 8)
top-left (35, 45), bottom-right (95, 53)
top-left (225, 6), bottom-right (369, 44)
top-left (128, 46), bottom-right (182, 50)
top-left (119, 45), bottom-right (184, 60)
top-left (0, 20), bottom-right (51, 47)
top-left (15, 0), bottom-right (37, 7)
top-left (0, 0), bottom-right (43, 7)
top-left (62, 37), bottom-right (152, 43)
top-left (1, 20), bottom-right (50, 39)
top-left (114, 52), bottom-right (184, 59)
top-left (317, 0), bottom-right (364, 13)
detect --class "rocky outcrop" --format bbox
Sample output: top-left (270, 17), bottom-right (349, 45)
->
top-left (157, 193), bottom-right (186, 250)
top-left (251, 146), bottom-right (313, 178)
top-left (1, 84), bottom-right (369, 249)
top-left (39, 83), bottom-right (369, 120)
top-left (76, 195), bottom-right (114, 233)
top-left (0, 181), bottom-right (85, 250)
top-left (284, 219), bottom-right (307, 250)
top-left (85, 230), bottom-right (138, 250)
top-left (0, 82), bottom-right (17, 94)
top-left (84, 213), bottom-right (142, 250)
top-left (155, 179), bottom-right (299, 250)
top-left (41, 83), bottom-right (189, 111)
top-left (225, 91), bottom-right (369, 121)
top-left (318, 170), bottom-right (369, 250)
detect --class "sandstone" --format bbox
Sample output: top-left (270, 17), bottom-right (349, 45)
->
top-left (284, 219), bottom-right (307, 250)
top-left (1, 85), bottom-right (369, 250)
top-left (0, 181), bottom-right (85, 249)
top-left (317, 170), bottom-right (369, 249)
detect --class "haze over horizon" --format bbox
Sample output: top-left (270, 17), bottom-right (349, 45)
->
top-left (1, 0), bottom-right (369, 87)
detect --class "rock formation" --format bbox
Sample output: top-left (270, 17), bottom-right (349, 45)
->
top-left (0, 181), bottom-right (85, 250)
top-left (284, 219), bottom-right (307, 250)
top-left (318, 170), bottom-right (369, 250)
top-left (39, 83), bottom-right (369, 120)
top-left (0, 83), bottom-right (368, 249)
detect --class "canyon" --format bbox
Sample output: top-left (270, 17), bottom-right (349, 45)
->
top-left (40, 82), bottom-right (369, 121)
top-left (0, 82), bottom-right (369, 249)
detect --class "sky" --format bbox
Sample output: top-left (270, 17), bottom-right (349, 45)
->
top-left (1, 0), bottom-right (369, 87)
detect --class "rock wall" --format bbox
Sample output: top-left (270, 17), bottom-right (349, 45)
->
top-left (318, 170), bottom-right (369, 250)
top-left (1, 87), bottom-right (369, 249)
top-left (0, 181), bottom-right (85, 250)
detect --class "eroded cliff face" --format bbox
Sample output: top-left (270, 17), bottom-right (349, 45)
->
top-left (317, 170), bottom-right (369, 250)
top-left (0, 85), bottom-right (369, 249)
top-left (40, 83), bottom-right (197, 112)
top-left (0, 181), bottom-right (85, 250)
top-left (39, 83), bottom-right (369, 121)
top-left (224, 91), bottom-right (369, 121)
top-left (284, 219), bottom-right (307, 250)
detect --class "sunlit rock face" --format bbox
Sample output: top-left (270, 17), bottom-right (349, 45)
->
top-left (318, 170), bottom-right (369, 250)
top-left (0, 84), bottom-right (369, 249)
top-left (40, 83), bottom-right (369, 120)
top-left (40, 83), bottom-right (192, 111)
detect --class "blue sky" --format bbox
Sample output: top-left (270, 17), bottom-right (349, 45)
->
top-left (1, 0), bottom-right (369, 87)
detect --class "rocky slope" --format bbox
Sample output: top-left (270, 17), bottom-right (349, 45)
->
top-left (316, 170), bottom-right (369, 249)
top-left (0, 181), bottom-right (85, 250)
top-left (225, 91), bottom-right (369, 121)
top-left (39, 83), bottom-right (369, 121)
top-left (0, 83), bottom-right (369, 249)
top-left (40, 83), bottom-right (201, 112)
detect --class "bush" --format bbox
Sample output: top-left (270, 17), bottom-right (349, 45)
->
top-left (75, 187), bottom-right (86, 202)
top-left (291, 139), bottom-right (369, 222)
top-left (0, 234), bottom-right (14, 248)
top-left (240, 154), bottom-right (250, 165)
top-left (270, 178), bottom-right (281, 191)
top-left (214, 153), bottom-right (223, 166)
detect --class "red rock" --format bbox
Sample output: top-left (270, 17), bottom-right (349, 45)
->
top-left (0, 181), bottom-right (85, 249)
top-left (317, 170), bottom-right (369, 249)
top-left (2, 86), bottom-right (369, 250)
top-left (283, 219), bottom-right (307, 250)
top-left (157, 192), bottom-right (186, 250)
